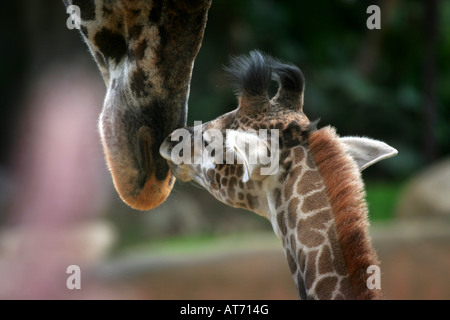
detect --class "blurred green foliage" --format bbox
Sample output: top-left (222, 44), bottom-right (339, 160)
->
top-left (366, 181), bottom-right (405, 220)
top-left (188, 0), bottom-right (449, 181)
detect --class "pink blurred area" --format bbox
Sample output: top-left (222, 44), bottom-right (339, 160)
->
top-left (0, 66), bottom-right (130, 299)
top-left (8, 67), bottom-right (106, 226)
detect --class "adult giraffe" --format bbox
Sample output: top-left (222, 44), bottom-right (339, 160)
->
top-left (64, 0), bottom-right (212, 210)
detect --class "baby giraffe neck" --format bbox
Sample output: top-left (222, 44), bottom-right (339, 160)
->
top-left (272, 126), bottom-right (381, 299)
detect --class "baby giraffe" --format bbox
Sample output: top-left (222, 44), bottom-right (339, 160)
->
top-left (160, 51), bottom-right (397, 299)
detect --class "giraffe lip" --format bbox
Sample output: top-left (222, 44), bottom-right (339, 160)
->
top-left (166, 161), bottom-right (192, 182)
top-left (101, 131), bottom-right (174, 211)
top-left (159, 137), bottom-right (192, 181)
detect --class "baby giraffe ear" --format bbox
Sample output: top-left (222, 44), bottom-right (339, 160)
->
top-left (225, 130), bottom-right (271, 182)
top-left (340, 137), bottom-right (398, 171)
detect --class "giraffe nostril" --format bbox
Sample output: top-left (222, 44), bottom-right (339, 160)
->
top-left (137, 127), bottom-right (153, 187)
top-left (159, 138), bottom-right (173, 161)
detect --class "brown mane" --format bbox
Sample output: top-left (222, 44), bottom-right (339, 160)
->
top-left (308, 126), bottom-right (381, 300)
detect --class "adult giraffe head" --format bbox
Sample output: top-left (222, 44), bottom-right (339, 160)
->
top-left (64, 0), bottom-right (212, 210)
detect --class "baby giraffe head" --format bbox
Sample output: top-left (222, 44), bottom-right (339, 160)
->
top-left (160, 50), bottom-right (396, 218)
top-left (160, 51), bottom-right (397, 299)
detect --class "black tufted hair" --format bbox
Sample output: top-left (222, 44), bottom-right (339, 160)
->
top-left (224, 50), bottom-right (272, 97)
top-left (224, 50), bottom-right (304, 100)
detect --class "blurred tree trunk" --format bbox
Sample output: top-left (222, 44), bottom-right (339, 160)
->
top-left (423, 0), bottom-right (438, 164)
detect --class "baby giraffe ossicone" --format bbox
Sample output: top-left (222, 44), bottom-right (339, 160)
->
top-left (160, 51), bottom-right (397, 300)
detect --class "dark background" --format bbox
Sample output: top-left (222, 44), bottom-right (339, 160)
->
top-left (0, 0), bottom-right (448, 299)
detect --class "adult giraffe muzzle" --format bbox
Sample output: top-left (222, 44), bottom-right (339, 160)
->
top-left (64, 0), bottom-right (212, 210)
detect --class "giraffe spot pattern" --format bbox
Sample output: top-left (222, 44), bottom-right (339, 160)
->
top-left (301, 189), bottom-right (329, 214)
top-left (134, 39), bottom-right (148, 60)
top-left (228, 176), bottom-right (237, 200)
top-left (130, 68), bottom-right (150, 98)
top-left (306, 152), bottom-right (316, 169)
top-left (274, 188), bottom-right (282, 208)
top-left (318, 245), bottom-right (334, 275)
top-left (315, 276), bottom-right (338, 300)
top-left (287, 198), bottom-right (299, 229)
top-left (72, 0), bottom-right (96, 21)
top-left (304, 250), bottom-right (318, 290)
top-left (94, 27), bottom-right (127, 65)
top-left (327, 225), bottom-right (349, 277)
top-left (246, 194), bottom-right (260, 210)
top-left (286, 250), bottom-right (297, 274)
top-left (278, 170), bottom-right (289, 183)
top-left (293, 146), bottom-right (305, 162)
top-left (283, 166), bottom-right (302, 201)
top-left (297, 170), bottom-right (323, 196)
top-left (102, 4), bottom-right (113, 16)
top-left (282, 160), bottom-right (292, 171)
top-left (298, 247), bottom-right (306, 273)
top-left (221, 177), bottom-right (228, 186)
top-left (290, 234), bottom-right (297, 253)
top-left (148, 1), bottom-right (163, 24)
top-left (236, 165), bottom-right (243, 178)
top-left (206, 169), bottom-right (215, 182)
top-left (297, 273), bottom-right (307, 300)
top-left (297, 209), bottom-right (331, 247)
top-left (277, 210), bottom-right (287, 236)
top-left (128, 24), bottom-right (143, 40)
